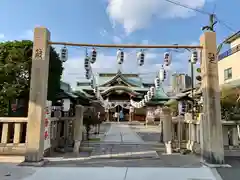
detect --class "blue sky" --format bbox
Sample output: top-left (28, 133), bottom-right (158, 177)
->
top-left (0, 0), bottom-right (239, 88)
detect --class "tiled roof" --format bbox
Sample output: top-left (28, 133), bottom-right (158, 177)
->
top-left (100, 86), bottom-right (141, 96)
top-left (97, 70), bottom-right (143, 87)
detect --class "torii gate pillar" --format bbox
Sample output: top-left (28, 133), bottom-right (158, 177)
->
top-left (24, 27), bottom-right (50, 164)
top-left (200, 31), bottom-right (224, 164)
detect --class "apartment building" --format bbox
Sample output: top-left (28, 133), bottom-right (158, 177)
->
top-left (218, 31), bottom-right (240, 87)
top-left (171, 73), bottom-right (192, 93)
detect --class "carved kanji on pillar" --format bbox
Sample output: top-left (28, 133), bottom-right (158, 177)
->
top-left (35, 48), bottom-right (43, 60)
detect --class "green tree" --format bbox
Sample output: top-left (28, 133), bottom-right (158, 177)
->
top-left (166, 99), bottom-right (178, 116)
top-left (0, 40), bottom-right (63, 116)
top-left (221, 86), bottom-right (240, 120)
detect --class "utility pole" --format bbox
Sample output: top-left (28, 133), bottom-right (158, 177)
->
top-left (202, 14), bottom-right (217, 32)
top-left (189, 59), bottom-right (194, 120)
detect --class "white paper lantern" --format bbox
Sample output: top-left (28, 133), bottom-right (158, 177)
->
top-left (155, 77), bottom-right (160, 88)
top-left (60, 46), bottom-right (68, 62)
top-left (84, 57), bottom-right (90, 70)
top-left (62, 98), bottom-right (70, 111)
top-left (137, 50), bottom-right (145, 66)
top-left (90, 48), bottom-right (97, 64)
top-left (159, 67), bottom-right (165, 81)
top-left (164, 52), bottom-right (171, 66)
top-left (85, 70), bottom-right (91, 79)
top-left (150, 86), bottom-right (155, 93)
top-left (144, 95), bottom-right (148, 102)
top-left (117, 49), bottom-right (124, 64)
top-left (191, 50), bottom-right (198, 64)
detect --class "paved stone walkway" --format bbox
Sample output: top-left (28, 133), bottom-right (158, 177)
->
top-left (89, 123), bottom-right (158, 159)
top-left (103, 123), bottom-right (144, 142)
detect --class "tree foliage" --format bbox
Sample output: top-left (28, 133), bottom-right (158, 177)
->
top-left (167, 100), bottom-right (178, 116)
top-left (221, 86), bottom-right (240, 120)
top-left (0, 40), bottom-right (63, 116)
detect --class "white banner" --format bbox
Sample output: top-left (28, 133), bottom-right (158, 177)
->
top-left (44, 100), bottom-right (52, 151)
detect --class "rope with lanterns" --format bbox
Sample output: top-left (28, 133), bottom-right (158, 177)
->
top-left (59, 46), bottom-right (199, 111)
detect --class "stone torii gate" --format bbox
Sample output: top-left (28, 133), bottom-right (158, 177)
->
top-left (23, 27), bottom-right (224, 165)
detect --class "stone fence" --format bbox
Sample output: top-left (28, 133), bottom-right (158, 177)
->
top-left (172, 113), bottom-right (240, 153)
top-left (0, 105), bottom-right (85, 156)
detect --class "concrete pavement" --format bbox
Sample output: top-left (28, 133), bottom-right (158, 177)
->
top-left (0, 166), bottom-right (220, 180)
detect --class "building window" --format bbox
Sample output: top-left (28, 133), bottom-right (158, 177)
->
top-left (224, 68), bottom-right (232, 80)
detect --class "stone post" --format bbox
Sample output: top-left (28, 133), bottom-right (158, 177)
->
top-left (64, 120), bottom-right (69, 145)
top-left (200, 31), bottom-right (224, 164)
top-left (222, 126), bottom-right (229, 147)
top-left (73, 105), bottom-right (84, 153)
top-left (156, 106), bottom-right (163, 142)
top-left (24, 27), bottom-right (50, 164)
top-left (232, 127), bottom-right (238, 147)
top-left (161, 107), bottom-right (172, 154)
top-left (188, 123), bottom-right (196, 151)
top-left (196, 123), bottom-right (200, 143)
top-left (146, 107), bottom-right (155, 125)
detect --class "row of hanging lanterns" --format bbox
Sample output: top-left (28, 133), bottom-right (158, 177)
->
top-left (116, 49), bottom-right (172, 67)
top-left (61, 46), bottom-right (197, 66)
top-left (130, 86), bottom-right (155, 108)
top-left (83, 48), bottom-right (98, 80)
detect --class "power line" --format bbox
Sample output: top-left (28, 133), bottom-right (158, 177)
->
top-left (215, 17), bottom-right (236, 33)
top-left (163, 0), bottom-right (210, 15)
top-left (163, 0), bottom-right (237, 33)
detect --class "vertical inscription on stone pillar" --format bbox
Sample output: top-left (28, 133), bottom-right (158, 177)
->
top-left (200, 32), bottom-right (224, 164)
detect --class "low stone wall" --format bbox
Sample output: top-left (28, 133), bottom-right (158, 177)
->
top-left (0, 117), bottom-right (28, 155)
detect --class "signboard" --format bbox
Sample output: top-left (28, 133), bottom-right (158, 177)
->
top-left (44, 100), bottom-right (52, 151)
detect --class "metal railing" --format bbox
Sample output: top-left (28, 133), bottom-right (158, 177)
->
top-left (218, 44), bottom-right (240, 61)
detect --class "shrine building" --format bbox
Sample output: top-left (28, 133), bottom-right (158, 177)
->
top-left (75, 70), bottom-right (169, 122)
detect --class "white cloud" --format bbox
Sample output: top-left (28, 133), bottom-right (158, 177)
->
top-left (113, 36), bottom-right (122, 43)
top-left (0, 33), bottom-right (5, 39)
top-left (106, 0), bottom-right (209, 34)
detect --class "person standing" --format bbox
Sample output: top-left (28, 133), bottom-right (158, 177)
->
top-left (119, 110), bottom-right (124, 122)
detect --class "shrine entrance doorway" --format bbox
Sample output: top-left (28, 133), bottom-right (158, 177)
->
top-left (109, 105), bottom-right (130, 122)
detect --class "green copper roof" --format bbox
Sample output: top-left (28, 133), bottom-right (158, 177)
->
top-left (97, 70), bottom-right (143, 87)
top-left (153, 87), bottom-right (169, 100)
